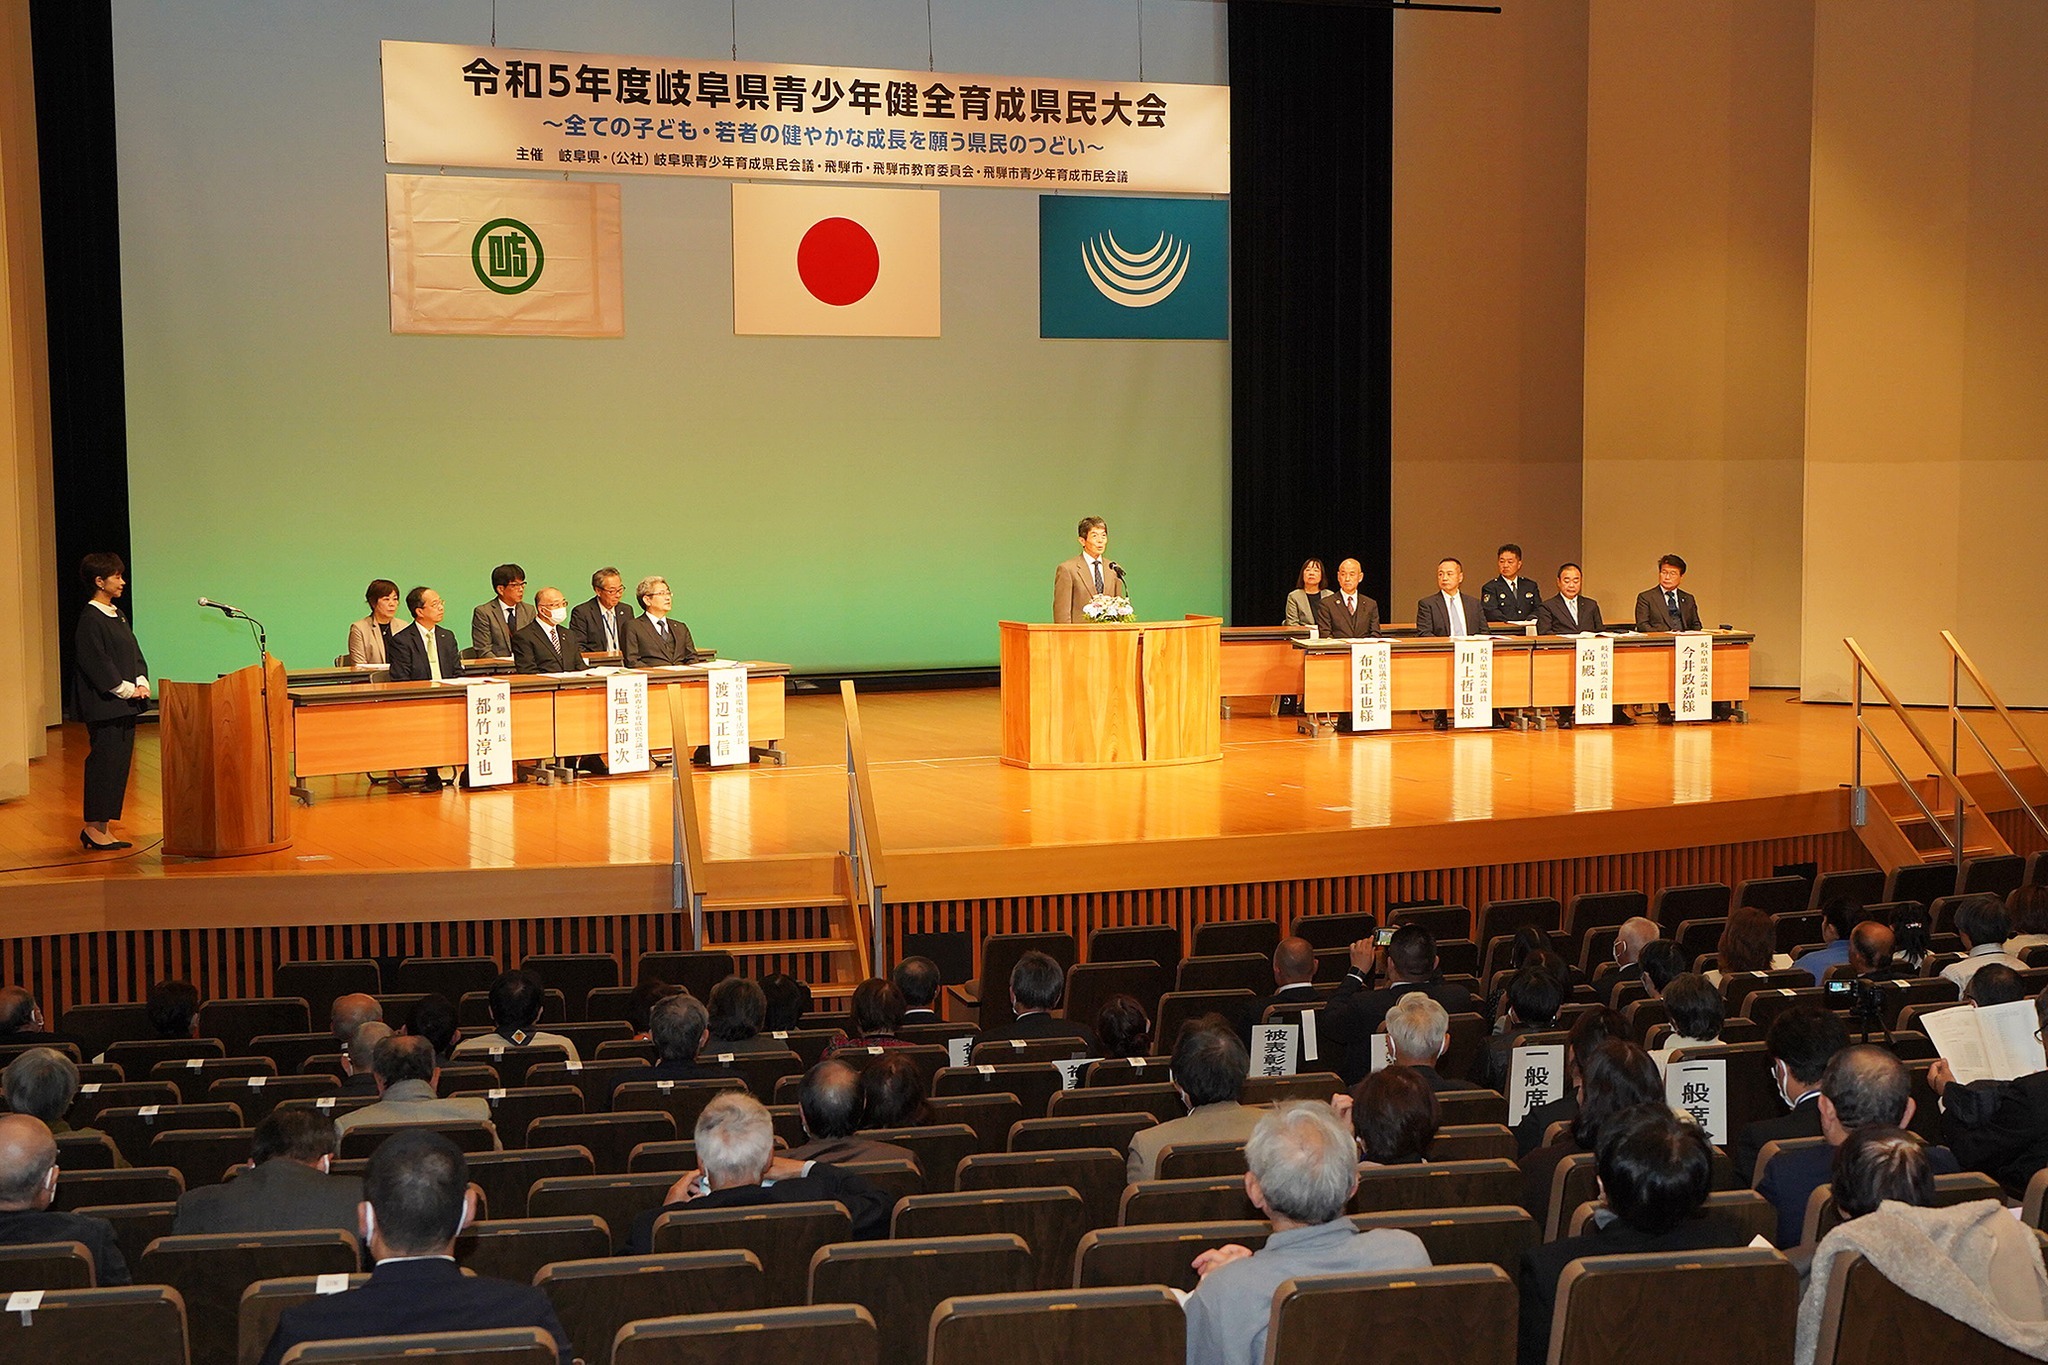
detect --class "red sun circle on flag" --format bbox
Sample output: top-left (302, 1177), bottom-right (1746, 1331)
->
top-left (796, 217), bottom-right (881, 306)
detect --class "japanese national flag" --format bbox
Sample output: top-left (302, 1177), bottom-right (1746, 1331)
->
top-left (732, 183), bottom-right (940, 337)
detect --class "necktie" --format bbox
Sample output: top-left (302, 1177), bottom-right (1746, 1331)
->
top-left (1450, 596), bottom-right (1464, 637)
top-left (424, 627), bottom-right (443, 681)
top-left (505, 605), bottom-right (516, 643)
top-left (1091, 559), bottom-right (1104, 595)
top-left (1345, 595), bottom-right (1356, 614)
top-left (605, 614), bottom-right (618, 651)
top-left (545, 625), bottom-right (557, 653)
top-left (1667, 591), bottom-right (1681, 626)
top-left (657, 619), bottom-right (668, 641)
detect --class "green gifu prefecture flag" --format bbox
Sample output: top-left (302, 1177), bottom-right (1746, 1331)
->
top-left (1039, 195), bottom-right (1229, 340)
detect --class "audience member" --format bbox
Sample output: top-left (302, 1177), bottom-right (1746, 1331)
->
top-left (1704, 907), bottom-right (1785, 986)
top-left (826, 978), bottom-right (912, 1055)
top-left (2, 1047), bottom-right (125, 1165)
top-left (1967, 963), bottom-right (2027, 1008)
top-left (1323, 927), bottom-right (1476, 1086)
top-left (1943, 895), bottom-right (2028, 995)
top-left (858, 1052), bottom-right (930, 1129)
top-left (891, 956), bottom-right (942, 1023)
top-left (976, 951), bottom-right (1100, 1051)
top-left (453, 971), bottom-right (580, 1062)
top-left (173, 1109), bottom-right (364, 1235)
top-left (1336, 1064), bottom-right (1439, 1165)
top-left (334, 1034), bottom-right (497, 1146)
top-left (1518, 1105), bottom-right (1750, 1365)
top-left (2005, 884), bottom-right (2048, 955)
top-left (702, 976), bottom-right (783, 1057)
top-left (404, 994), bottom-right (461, 1065)
top-left (1183, 1102), bottom-right (1430, 1365)
top-left (0, 1113), bottom-right (130, 1284)
top-left (1519, 1040), bottom-right (1663, 1228)
top-left (602, 994), bottom-right (717, 1107)
top-left (1649, 973), bottom-right (1724, 1071)
top-left (1126, 1020), bottom-right (1264, 1182)
top-left (0, 987), bottom-right (78, 1049)
top-left (1254, 937), bottom-right (1323, 1016)
top-left (259, 1130), bottom-right (571, 1365)
top-left (1473, 965), bottom-right (1566, 1094)
top-left (1930, 985), bottom-right (2048, 1192)
top-left (1382, 991), bottom-right (1459, 1091)
top-left (1846, 921), bottom-right (1904, 980)
top-left (1793, 897), bottom-right (1860, 985)
top-left (146, 979), bottom-right (201, 1038)
top-left (1634, 940), bottom-right (1688, 998)
top-left (624, 978), bottom-right (681, 1041)
top-left (788, 1060), bottom-right (916, 1167)
top-left (626, 1092), bottom-right (891, 1252)
top-left (1605, 917), bottom-right (1660, 989)
top-left (1499, 925), bottom-right (1584, 997)
top-left (1095, 993), bottom-right (1153, 1059)
top-left (1829, 1123), bottom-right (1934, 1220)
top-left (1889, 905), bottom-right (1935, 976)
top-left (330, 992), bottom-right (382, 1042)
top-left (759, 973), bottom-right (813, 1033)
top-left (340, 1020), bottom-right (393, 1097)
top-left (1513, 1007), bottom-right (1628, 1157)
top-left (1734, 1005), bottom-right (1851, 1186)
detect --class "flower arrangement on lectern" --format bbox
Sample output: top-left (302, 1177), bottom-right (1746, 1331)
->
top-left (1081, 594), bottom-right (1135, 624)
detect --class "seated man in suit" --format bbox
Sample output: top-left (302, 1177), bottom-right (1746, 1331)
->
top-left (511, 586), bottom-right (585, 675)
top-left (1472, 965), bottom-right (1567, 1094)
top-left (0, 1113), bottom-right (130, 1283)
top-left (174, 1109), bottom-right (364, 1235)
top-left (1757, 1044), bottom-right (1958, 1248)
top-left (1734, 1005), bottom-right (1850, 1185)
top-left (339, 1021), bottom-right (392, 1097)
top-left (1634, 553), bottom-right (1703, 633)
top-left (1254, 937), bottom-right (1324, 1020)
top-left (334, 1034), bottom-right (498, 1148)
top-left (1383, 991), bottom-right (1463, 1092)
top-left (2, 1047), bottom-right (124, 1166)
top-left (602, 992), bottom-right (720, 1108)
top-left (453, 970), bottom-right (581, 1064)
top-left (1481, 543), bottom-right (1543, 626)
top-left (0, 986), bottom-right (80, 1051)
top-left (1930, 983), bottom-right (2048, 1193)
top-left (568, 565), bottom-right (633, 657)
top-left (260, 1130), bottom-right (572, 1365)
top-left (623, 576), bottom-right (709, 669)
top-left (1321, 927), bottom-right (1477, 1086)
top-left (1126, 1019), bottom-right (1266, 1182)
top-left (1538, 562), bottom-right (1630, 729)
top-left (1414, 557), bottom-right (1490, 730)
top-left (386, 586), bottom-right (465, 684)
top-left (626, 1091), bottom-right (892, 1252)
top-left (1052, 515), bottom-right (1126, 623)
top-left (1313, 558), bottom-right (1379, 639)
top-left (469, 563), bottom-right (534, 659)
top-left (787, 1059), bottom-right (918, 1167)
top-left (977, 950), bottom-right (1101, 1052)
top-left (892, 955), bottom-right (943, 1024)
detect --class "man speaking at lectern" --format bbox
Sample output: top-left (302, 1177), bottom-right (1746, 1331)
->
top-left (1053, 516), bottom-right (1126, 623)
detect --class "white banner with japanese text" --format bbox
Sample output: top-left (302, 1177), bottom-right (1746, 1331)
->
top-left (706, 663), bottom-right (749, 767)
top-left (1453, 638), bottom-right (1492, 728)
top-left (1665, 1058), bottom-right (1727, 1146)
top-left (606, 672), bottom-right (650, 775)
top-left (382, 40), bottom-right (1229, 194)
top-left (1348, 640), bottom-right (1391, 732)
top-left (386, 174), bottom-right (623, 337)
top-left (1674, 632), bottom-right (1713, 721)
top-left (1574, 635), bottom-right (1613, 726)
top-left (465, 680), bottom-right (512, 787)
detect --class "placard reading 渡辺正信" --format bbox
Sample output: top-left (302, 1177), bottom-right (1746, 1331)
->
top-left (706, 663), bottom-right (749, 767)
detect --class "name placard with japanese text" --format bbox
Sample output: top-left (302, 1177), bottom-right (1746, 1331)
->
top-left (383, 40), bottom-right (1229, 194)
top-left (607, 672), bottom-right (650, 775)
top-left (1674, 631), bottom-right (1713, 722)
top-left (1574, 635), bottom-right (1613, 725)
top-left (706, 663), bottom-right (749, 767)
top-left (1348, 640), bottom-right (1392, 732)
top-left (1453, 638), bottom-right (1493, 729)
top-left (465, 680), bottom-right (512, 787)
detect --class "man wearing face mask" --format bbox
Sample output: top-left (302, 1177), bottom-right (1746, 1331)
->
top-left (1125, 1018), bottom-right (1266, 1182)
top-left (511, 586), bottom-right (585, 675)
top-left (0, 1113), bottom-right (130, 1284)
top-left (259, 1130), bottom-right (571, 1365)
top-left (1733, 1004), bottom-right (1850, 1187)
top-left (172, 1109), bottom-right (364, 1236)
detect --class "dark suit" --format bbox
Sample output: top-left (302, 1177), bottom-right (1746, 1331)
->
top-left (976, 1010), bottom-right (1102, 1053)
top-left (625, 1161), bottom-right (892, 1253)
top-left (1253, 982), bottom-right (1325, 1020)
top-left (1314, 594), bottom-right (1380, 639)
top-left (260, 1256), bottom-right (571, 1365)
top-left (1321, 976), bottom-right (1478, 1086)
top-left (1414, 592), bottom-right (1488, 638)
top-left (74, 605), bottom-right (150, 823)
top-left (510, 620), bottom-right (584, 675)
top-left (386, 621), bottom-right (464, 682)
top-left (173, 1158), bottom-right (365, 1237)
top-left (601, 1058), bottom-right (725, 1110)
top-left (0, 1208), bottom-right (130, 1284)
top-left (1755, 1140), bottom-right (1960, 1247)
top-left (471, 598), bottom-right (538, 657)
top-left (568, 596), bottom-right (633, 655)
top-left (624, 614), bottom-right (705, 668)
top-left (1941, 1071), bottom-right (2048, 1193)
top-left (1518, 1216), bottom-right (1752, 1365)
top-left (1514, 1094), bottom-right (1577, 1157)
top-left (1733, 1094), bottom-right (1824, 1188)
top-left (1538, 593), bottom-right (1605, 636)
top-left (1481, 576), bottom-right (1543, 625)
top-left (1634, 585), bottom-right (1702, 632)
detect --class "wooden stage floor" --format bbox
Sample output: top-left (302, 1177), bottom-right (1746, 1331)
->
top-left (4, 688), bottom-right (2044, 928)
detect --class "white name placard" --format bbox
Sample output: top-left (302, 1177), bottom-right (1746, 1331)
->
top-left (1575, 635), bottom-right (1613, 725)
top-left (1666, 1058), bottom-right (1728, 1146)
top-left (1674, 632), bottom-right (1713, 721)
top-left (1253, 1024), bottom-right (1299, 1077)
top-left (1507, 1044), bottom-right (1566, 1126)
top-left (1368, 1032), bottom-right (1393, 1073)
top-left (465, 679), bottom-right (512, 786)
top-left (706, 663), bottom-right (749, 767)
top-left (1453, 638), bottom-right (1493, 728)
top-left (1349, 640), bottom-right (1392, 732)
top-left (606, 671), bottom-right (650, 774)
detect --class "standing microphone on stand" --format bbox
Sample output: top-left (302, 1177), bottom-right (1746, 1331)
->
top-left (1107, 561), bottom-right (1129, 586)
top-left (197, 597), bottom-right (247, 619)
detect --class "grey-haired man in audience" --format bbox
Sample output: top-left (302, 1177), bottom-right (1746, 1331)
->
top-left (0, 1112), bottom-right (130, 1283)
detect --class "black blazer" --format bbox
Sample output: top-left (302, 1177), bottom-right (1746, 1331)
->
top-left (173, 1158), bottom-right (365, 1238)
top-left (1481, 576), bottom-right (1543, 624)
top-left (1321, 976), bottom-right (1478, 1086)
top-left (1413, 592), bottom-right (1488, 638)
top-left (1732, 1096), bottom-right (1825, 1188)
top-left (977, 1010), bottom-right (1102, 1053)
top-left (568, 596), bottom-right (633, 654)
top-left (261, 1257), bottom-right (571, 1365)
top-left (510, 620), bottom-right (585, 675)
top-left (625, 1161), bottom-right (893, 1253)
top-left (1315, 594), bottom-right (1381, 639)
top-left (1539, 593), bottom-right (1606, 635)
top-left (386, 622), bottom-right (465, 682)
top-left (1941, 1071), bottom-right (2048, 1193)
top-left (624, 614), bottom-right (706, 668)
top-left (73, 606), bottom-right (149, 723)
top-left (0, 1208), bottom-right (130, 1285)
top-left (1635, 586), bottom-right (1703, 632)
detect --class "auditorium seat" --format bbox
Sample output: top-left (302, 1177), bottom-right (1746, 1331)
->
top-left (337, 1120), bottom-right (496, 1161)
top-left (66, 1079), bottom-right (178, 1129)
top-left (75, 1199), bottom-right (178, 1275)
top-left (625, 1140), bottom-right (697, 1175)
top-left (271, 960), bottom-right (381, 1017)
top-left (519, 953), bottom-right (620, 1021)
top-left (391, 955), bottom-right (499, 1001)
top-left (831, 1043), bottom-right (950, 1090)
top-left (464, 1085), bottom-right (583, 1149)
top-left (1086, 925), bottom-right (1183, 973)
top-left (1391, 905), bottom-right (1470, 939)
top-left (1430, 1089), bottom-right (1511, 1127)
top-left (206, 1075), bottom-right (339, 1128)
top-left (1809, 868), bottom-right (1885, 910)
top-left (466, 1146), bottom-right (594, 1221)
top-left (1353, 1205), bottom-right (1538, 1276)
top-left (105, 1038), bottom-right (224, 1083)
top-left (53, 1165), bottom-right (183, 1212)
top-left (1075, 1220), bottom-right (1272, 1291)
top-left (1440, 1015), bottom-right (1492, 1085)
top-left (1173, 953), bottom-right (1270, 996)
top-left (702, 1049), bottom-right (804, 1101)
top-left (925, 1095), bottom-right (1026, 1153)
top-left (523, 1059), bottom-right (642, 1112)
top-left (1620, 999), bottom-right (1670, 1045)
top-left (537, 1250), bottom-right (764, 1365)
top-left (1078, 1058), bottom-right (1173, 1088)
top-left (240, 1273), bottom-right (372, 1365)
top-left (1736, 876), bottom-right (1811, 916)
top-left (247, 1033), bottom-right (336, 1078)
top-left (1428, 1125), bottom-right (1518, 1163)
top-left (151, 1056), bottom-right (277, 1104)
top-left (1152, 990), bottom-right (1258, 1045)
top-left (594, 1039), bottom-right (659, 1064)
top-left (1563, 1190), bottom-right (1774, 1244)
top-left (1929, 894), bottom-right (1973, 935)
top-left (150, 1126), bottom-right (254, 1189)
top-left (927, 1285), bottom-right (1183, 1365)
top-left (139, 1229), bottom-right (361, 1365)
top-left (458, 989), bottom-right (567, 1032)
top-left (766, 1028), bottom-right (846, 1068)
top-left (836, 1157), bottom-right (926, 1210)
top-left (460, 1046), bottom-right (568, 1091)
top-left (1191, 919), bottom-right (1281, 960)
top-left (433, 1062), bottom-right (501, 1095)
top-left (0, 1241), bottom-right (95, 1290)
top-left (454, 1216), bottom-right (609, 1286)
top-left (1673, 918), bottom-right (1727, 970)
top-left (197, 999), bottom-right (312, 1058)
top-left (868, 1124), bottom-right (979, 1194)
top-left (1119, 1176), bottom-right (1258, 1227)
top-left (1241, 1072), bottom-right (1344, 1106)
top-left (957, 1148), bottom-right (1126, 1232)
top-left (1065, 961), bottom-right (1173, 1029)
top-left (279, 1327), bottom-right (559, 1365)
top-left (611, 1304), bottom-right (876, 1365)
top-left (1885, 862), bottom-right (1960, 909)
top-left (1563, 891), bottom-right (1647, 958)
top-left (651, 1201), bottom-right (849, 1307)
top-left (0, 1285), bottom-right (189, 1365)
top-left (1350, 1160), bottom-right (1522, 1217)
top-left (1008, 1112), bottom-right (1153, 1158)
top-left (1435, 938), bottom-right (1484, 980)
top-left (1800, 1171), bottom-right (2004, 1246)
top-left (2022, 1168), bottom-right (2048, 1230)
top-left (1290, 912), bottom-right (1379, 952)
top-left (611, 1077), bottom-right (745, 1129)
top-left (968, 1037), bottom-right (1092, 1067)
top-left (632, 951), bottom-right (736, 1001)
top-left (1719, 970), bottom-right (1810, 1017)
top-left (52, 1130), bottom-right (119, 1170)
top-left (893, 1187), bottom-right (1088, 1291)
top-left (1654, 883), bottom-right (1732, 936)
top-left (526, 1113), bottom-right (675, 1173)
top-left (549, 1020), bottom-right (633, 1058)
top-left (99, 1102), bottom-right (244, 1166)
top-left (1771, 912), bottom-right (1823, 955)
top-left (1548, 1248), bottom-right (1795, 1365)
top-left (1268, 1265), bottom-right (1516, 1365)
top-left (55, 1003), bottom-right (154, 1062)
top-left (1154, 1140), bottom-right (1248, 1181)
top-left (966, 933), bottom-right (1078, 1034)
top-left (527, 1173), bottom-right (679, 1253)
top-left (812, 1236), bottom-right (1033, 1365)
top-left (934, 1063), bottom-right (1064, 1121)
top-left (1479, 898), bottom-right (1564, 950)
top-left (1808, 1247), bottom-right (2035, 1365)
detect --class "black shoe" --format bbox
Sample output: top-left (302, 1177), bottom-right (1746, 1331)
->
top-left (1612, 712), bottom-right (1636, 726)
top-left (1432, 714), bottom-right (1450, 732)
top-left (1557, 712), bottom-right (1575, 730)
top-left (80, 831), bottom-right (132, 851)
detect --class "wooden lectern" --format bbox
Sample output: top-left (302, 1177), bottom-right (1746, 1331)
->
top-left (162, 654), bottom-right (292, 857)
top-left (998, 617), bottom-right (1222, 768)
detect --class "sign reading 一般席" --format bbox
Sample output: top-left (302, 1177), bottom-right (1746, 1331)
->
top-left (382, 40), bottom-right (1229, 195)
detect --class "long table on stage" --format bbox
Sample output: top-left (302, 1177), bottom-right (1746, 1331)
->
top-left (1294, 632), bottom-right (1754, 720)
top-left (287, 665), bottom-right (789, 778)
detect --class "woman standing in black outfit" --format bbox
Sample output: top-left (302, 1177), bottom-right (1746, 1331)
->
top-left (74, 552), bottom-right (150, 851)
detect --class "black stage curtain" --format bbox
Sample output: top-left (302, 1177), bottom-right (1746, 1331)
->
top-left (32, 0), bottom-right (130, 715)
top-left (1228, 0), bottom-right (1393, 624)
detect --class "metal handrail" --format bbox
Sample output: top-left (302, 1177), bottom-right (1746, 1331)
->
top-left (1846, 637), bottom-right (1988, 860)
top-left (666, 684), bottom-right (707, 948)
top-left (1943, 631), bottom-right (2048, 848)
top-left (841, 680), bottom-right (889, 973)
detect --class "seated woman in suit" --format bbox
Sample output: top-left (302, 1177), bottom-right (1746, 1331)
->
top-left (346, 579), bottom-right (401, 667)
top-left (1283, 559), bottom-right (1335, 628)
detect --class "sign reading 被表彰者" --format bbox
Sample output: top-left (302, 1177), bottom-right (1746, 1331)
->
top-left (382, 40), bottom-right (1228, 195)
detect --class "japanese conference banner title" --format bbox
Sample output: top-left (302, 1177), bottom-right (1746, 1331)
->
top-left (381, 40), bottom-right (1230, 195)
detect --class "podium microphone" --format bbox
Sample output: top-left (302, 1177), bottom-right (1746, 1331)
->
top-left (1108, 561), bottom-right (1129, 584)
top-left (197, 597), bottom-right (245, 618)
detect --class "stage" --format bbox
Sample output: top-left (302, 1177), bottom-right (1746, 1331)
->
top-left (2, 686), bottom-right (2043, 1014)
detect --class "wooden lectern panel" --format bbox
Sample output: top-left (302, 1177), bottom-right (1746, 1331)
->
top-left (1000, 622), bottom-right (1144, 767)
top-left (162, 654), bottom-right (292, 858)
top-left (1142, 618), bottom-right (1223, 763)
